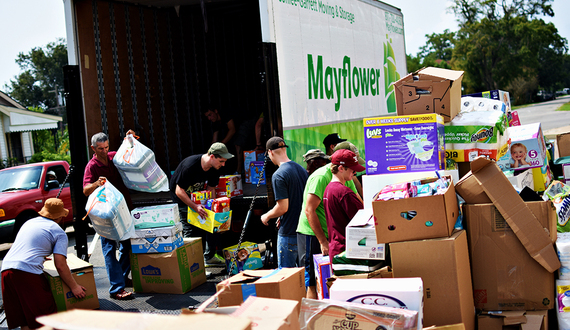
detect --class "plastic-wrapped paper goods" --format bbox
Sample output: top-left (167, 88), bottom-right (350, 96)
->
top-left (113, 134), bottom-right (169, 192)
top-left (85, 180), bottom-right (134, 241)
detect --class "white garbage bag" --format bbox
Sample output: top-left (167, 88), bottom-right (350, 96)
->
top-left (85, 180), bottom-right (134, 241)
top-left (113, 134), bottom-right (169, 192)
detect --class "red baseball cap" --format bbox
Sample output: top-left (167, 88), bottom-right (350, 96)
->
top-left (331, 149), bottom-right (366, 172)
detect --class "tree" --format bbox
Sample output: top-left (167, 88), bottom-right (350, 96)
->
top-left (3, 38), bottom-right (68, 109)
top-left (450, 0), bottom-right (567, 103)
top-left (407, 30), bottom-right (455, 73)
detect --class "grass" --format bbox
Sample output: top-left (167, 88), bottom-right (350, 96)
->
top-left (557, 101), bottom-right (570, 111)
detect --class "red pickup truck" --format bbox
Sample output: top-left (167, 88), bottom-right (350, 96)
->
top-left (0, 161), bottom-right (74, 242)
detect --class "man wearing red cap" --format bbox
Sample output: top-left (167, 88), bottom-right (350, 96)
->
top-left (1, 198), bottom-right (86, 330)
top-left (323, 149), bottom-right (365, 263)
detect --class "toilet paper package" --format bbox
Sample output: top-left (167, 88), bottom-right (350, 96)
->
top-left (364, 114), bottom-right (445, 175)
top-left (445, 97), bottom-right (510, 162)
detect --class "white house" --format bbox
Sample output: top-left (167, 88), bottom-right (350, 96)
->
top-left (0, 91), bottom-right (62, 165)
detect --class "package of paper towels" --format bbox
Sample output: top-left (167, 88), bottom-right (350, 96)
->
top-left (85, 180), bottom-right (134, 241)
top-left (113, 134), bottom-right (169, 192)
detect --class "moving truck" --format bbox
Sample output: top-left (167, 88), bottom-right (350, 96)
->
top-left (63, 0), bottom-right (406, 177)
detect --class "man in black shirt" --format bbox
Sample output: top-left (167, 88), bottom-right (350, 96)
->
top-left (169, 142), bottom-right (234, 265)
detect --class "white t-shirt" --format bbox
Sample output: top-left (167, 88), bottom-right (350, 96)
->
top-left (1, 216), bottom-right (68, 275)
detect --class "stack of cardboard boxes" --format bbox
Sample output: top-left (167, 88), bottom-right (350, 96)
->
top-left (129, 203), bottom-right (206, 294)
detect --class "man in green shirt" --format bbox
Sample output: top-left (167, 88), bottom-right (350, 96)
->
top-left (296, 162), bottom-right (361, 299)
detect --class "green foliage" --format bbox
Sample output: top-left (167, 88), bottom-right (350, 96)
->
top-left (27, 108), bottom-right (70, 164)
top-left (557, 101), bottom-right (570, 111)
top-left (3, 38), bottom-right (68, 109)
top-left (407, 30), bottom-right (455, 73)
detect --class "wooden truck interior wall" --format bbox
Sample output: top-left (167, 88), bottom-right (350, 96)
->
top-left (74, 0), bottom-right (264, 174)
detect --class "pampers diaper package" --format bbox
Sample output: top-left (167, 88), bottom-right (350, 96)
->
top-left (364, 114), bottom-right (445, 175)
top-left (496, 122), bottom-right (548, 171)
top-left (445, 96), bottom-right (510, 162)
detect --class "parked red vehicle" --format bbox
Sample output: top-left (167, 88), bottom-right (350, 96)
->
top-left (0, 160), bottom-right (73, 242)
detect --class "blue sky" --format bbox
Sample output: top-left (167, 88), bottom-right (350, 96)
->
top-left (0, 0), bottom-right (568, 90)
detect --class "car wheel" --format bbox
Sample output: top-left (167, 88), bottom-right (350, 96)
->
top-left (11, 211), bottom-right (39, 241)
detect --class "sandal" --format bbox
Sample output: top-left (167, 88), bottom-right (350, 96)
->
top-left (110, 289), bottom-right (134, 300)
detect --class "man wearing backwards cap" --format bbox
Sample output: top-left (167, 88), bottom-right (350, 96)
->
top-left (170, 142), bottom-right (234, 266)
top-left (323, 133), bottom-right (347, 156)
top-left (1, 198), bottom-right (86, 329)
top-left (302, 149), bottom-right (330, 176)
top-left (323, 149), bottom-right (365, 263)
top-left (261, 137), bottom-right (308, 268)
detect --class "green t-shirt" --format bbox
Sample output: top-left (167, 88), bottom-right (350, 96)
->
top-left (296, 163), bottom-right (357, 237)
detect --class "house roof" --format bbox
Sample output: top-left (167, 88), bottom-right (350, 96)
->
top-left (0, 90), bottom-right (25, 109)
top-left (0, 104), bottom-right (62, 133)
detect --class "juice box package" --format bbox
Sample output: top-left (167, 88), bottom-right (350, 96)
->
top-left (364, 114), bottom-right (445, 175)
top-left (222, 242), bottom-right (263, 275)
top-left (496, 123), bottom-right (548, 171)
top-left (215, 175), bottom-right (243, 198)
top-left (191, 190), bottom-right (212, 204)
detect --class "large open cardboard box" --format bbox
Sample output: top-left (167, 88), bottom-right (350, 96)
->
top-left (465, 201), bottom-right (556, 310)
top-left (477, 310), bottom-right (547, 330)
top-left (130, 237), bottom-right (206, 294)
top-left (372, 176), bottom-right (458, 243)
top-left (390, 230), bottom-right (474, 330)
top-left (394, 67), bottom-right (464, 122)
top-left (216, 268), bottom-right (305, 308)
top-left (43, 254), bottom-right (99, 311)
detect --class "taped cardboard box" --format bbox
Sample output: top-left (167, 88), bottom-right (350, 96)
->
top-left (477, 310), bottom-right (547, 330)
top-left (390, 230), bottom-right (474, 330)
top-left (372, 175), bottom-right (458, 244)
top-left (231, 296), bottom-right (300, 330)
top-left (216, 267), bottom-right (305, 308)
top-left (37, 309), bottom-right (252, 330)
top-left (460, 157), bottom-right (560, 274)
top-left (43, 254), bottom-right (99, 311)
top-left (394, 67), bottom-right (464, 122)
top-left (464, 201), bottom-right (556, 310)
top-left (130, 237), bottom-right (206, 294)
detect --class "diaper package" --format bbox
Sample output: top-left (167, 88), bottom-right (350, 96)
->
top-left (85, 180), bottom-right (134, 241)
top-left (113, 134), bottom-right (169, 192)
top-left (557, 279), bottom-right (570, 330)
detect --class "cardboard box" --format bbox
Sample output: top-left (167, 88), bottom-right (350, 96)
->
top-left (299, 298), bottom-right (419, 330)
top-left (131, 203), bottom-right (180, 229)
top-left (313, 254), bottom-right (332, 300)
top-left (363, 114), bottom-right (445, 175)
top-left (216, 268), bottom-right (305, 308)
top-left (244, 150), bottom-right (265, 183)
top-left (505, 168), bottom-right (534, 191)
top-left (390, 230), bottom-right (475, 330)
top-left (372, 176), bottom-right (459, 244)
top-left (188, 208), bottom-right (232, 233)
top-left (130, 237), bottom-right (207, 294)
top-left (423, 325), bottom-right (465, 330)
top-left (223, 242), bottom-right (264, 275)
top-left (43, 254), bottom-right (99, 311)
top-left (37, 309), bottom-right (252, 330)
top-left (497, 123), bottom-right (548, 171)
top-left (557, 132), bottom-right (570, 158)
top-left (464, 201), bottom-right (557, 310)
top-left (394, 67), bottom-right (464, 122)
top-left (362, 170), bottom-right (460, 208)
top-left (216, 174), bottom-right (244, 198)
top-left (250, 161), bottom-right (266, 184)
top-left (345, 209), bottom-right (386, 260)
top-left (130, 222), bottom-right (184, 253)
top-left (477, 310), bottom-right (547, 330)
top-left (232, 296), bottom-right (300, 330)
top-left (329, 277), bottom-right (424, 330)
top-left (462, 157), bottom-right (560, 274)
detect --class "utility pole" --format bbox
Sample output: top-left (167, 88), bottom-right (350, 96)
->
top-left (49, 85), bottom-right (67, 150)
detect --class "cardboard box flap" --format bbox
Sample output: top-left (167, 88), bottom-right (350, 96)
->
top-left (43, 254), bottom-right (93, 277)
top-left (348, 209), bottom-right (374, 227)
top-left (417, 67), bottom-right (464, 81)
top-left (470, 157), bottom-right (560, 273)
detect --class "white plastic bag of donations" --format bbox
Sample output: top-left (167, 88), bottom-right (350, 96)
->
top-left (85, 180), bottom-right (134, 241)
top-left (113, 134), bottom-right (169, 192)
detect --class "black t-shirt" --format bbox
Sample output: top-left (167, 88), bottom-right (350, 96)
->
top-left (169, 154), bottom-right (221, 207)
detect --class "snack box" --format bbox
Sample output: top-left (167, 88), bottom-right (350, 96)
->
top-left (250, 161), bottom-right (266, 184)
top-left (191, 190), bottom-right (212, 204)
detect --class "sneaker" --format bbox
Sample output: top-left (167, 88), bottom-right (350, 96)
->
top-left (205, 254), bottom-right (225, 267)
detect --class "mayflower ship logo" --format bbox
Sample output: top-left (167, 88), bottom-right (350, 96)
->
top-left (384, 34), bottom-right (400, 113)
top-left (470, 127), bottom-right (494, 143)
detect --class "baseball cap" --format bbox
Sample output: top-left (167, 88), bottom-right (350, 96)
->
top-left (331, 149), bottom-right (366, 173)
top-left (208, 142), bottom-right (234, 159)
top-left (266, 136), bottom-right (289, 151)
top-left (323, 133), bottom-right (346, 147)
top-left (302, 149), bottom-right (330, 163)
top-left (334, 141), bottom-right (365, 166)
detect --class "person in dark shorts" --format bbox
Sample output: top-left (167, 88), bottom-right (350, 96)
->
top-left (1, 198), bottom-right (86, 329)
